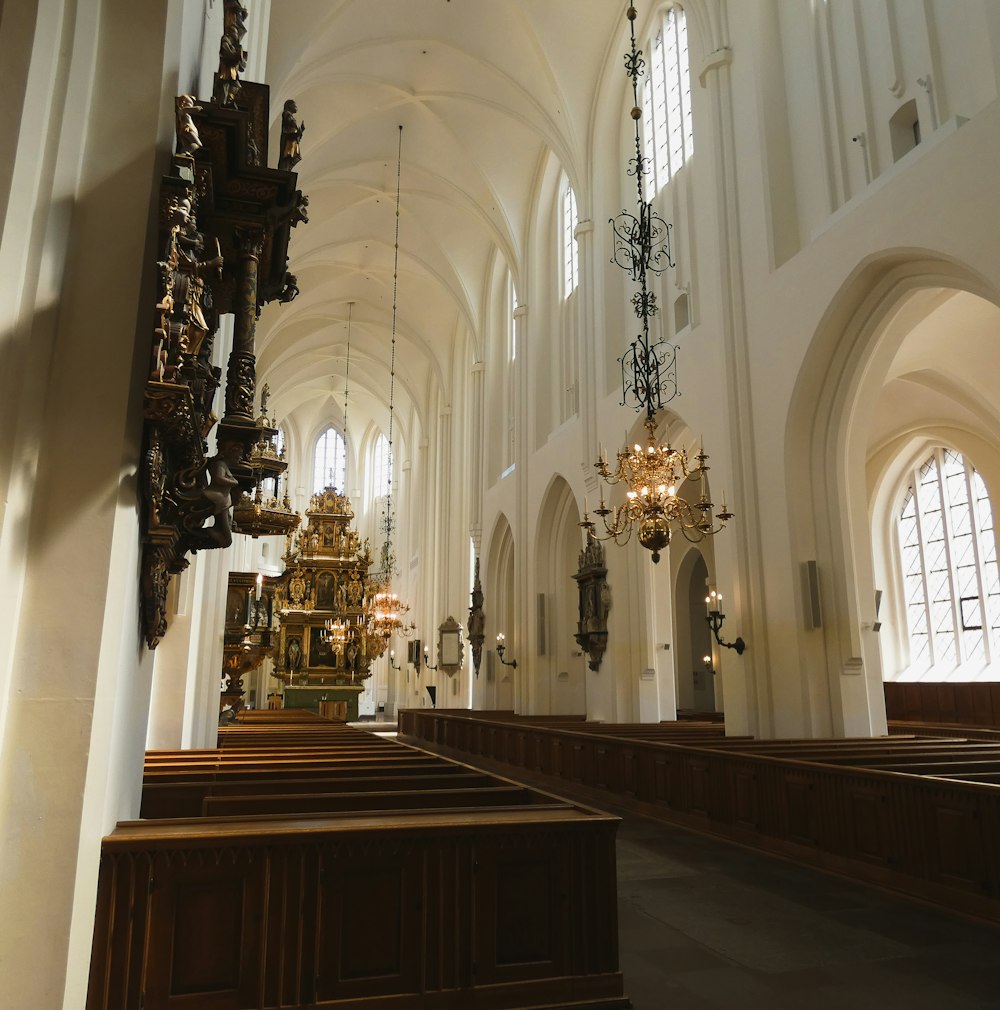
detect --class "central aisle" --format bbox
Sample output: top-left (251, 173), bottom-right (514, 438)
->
top-left (616, 813), bottom-right (1000, 1009)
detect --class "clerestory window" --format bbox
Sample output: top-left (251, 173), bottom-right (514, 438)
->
top-left (313, 426), bottom-right (346, 494)
top-left (371, 433), bottom-right (390, 501)
top-left (641, 5), bottom-right (694, 198)
top-left (562, 181), bottom-right (579, 299)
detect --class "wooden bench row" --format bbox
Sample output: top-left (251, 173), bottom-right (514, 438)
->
top-left (446, 713), bottom-right (1000, 782)
top-left (88, 720), bottom-right (629, 1010)
top-left (398, 709), bottom-right (1000, 925)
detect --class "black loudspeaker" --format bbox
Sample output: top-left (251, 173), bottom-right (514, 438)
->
top-left (802, 561), bottom-right (822, 629)
top-left (537, 593), bottom-right (546, 655)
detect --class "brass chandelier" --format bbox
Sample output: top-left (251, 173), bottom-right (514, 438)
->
top-left (583, 3), bottom-right (733, 564)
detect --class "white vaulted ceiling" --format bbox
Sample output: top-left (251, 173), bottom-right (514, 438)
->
top-left (255, 0), bottom-right (626, 457)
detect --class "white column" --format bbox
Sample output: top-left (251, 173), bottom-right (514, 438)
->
top-left (0, 5), bottom-right (185, 1009)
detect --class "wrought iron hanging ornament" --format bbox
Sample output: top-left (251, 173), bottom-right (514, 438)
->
top-left (613, 3), bottom-right (677, 419)
top-left (584, 3), bottom-right (734, 564)
top-left (378, 124), bottom-right (404, 587)
top-left (365, 125), bottom-right (413, 645)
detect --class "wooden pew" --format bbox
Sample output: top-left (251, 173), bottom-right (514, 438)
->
top-left (399, 709), bottom-right (1000, 926)
top-left (142, 769), bottom-right (502, 819)
top-left (89, 719), bottom-right (629, 1010)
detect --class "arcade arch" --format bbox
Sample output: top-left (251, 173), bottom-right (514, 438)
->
top-left (789, 253), bottom-right (1000, 736)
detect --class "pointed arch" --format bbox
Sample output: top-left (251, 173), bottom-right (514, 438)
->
top-left (787, 250), bottom-right (1000, 736)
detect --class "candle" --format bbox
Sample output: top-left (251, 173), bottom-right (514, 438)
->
top-left (584, 495), bottom-right (589, 516)
top-left (255, 573), bottom-right (263, 600)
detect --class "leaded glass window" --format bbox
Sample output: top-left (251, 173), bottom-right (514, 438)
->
top-left (898, 449), bottom-right (999, 673)
top-left (313, 427), bottom-right (346, 494)
top-left (641, 5), bottom-right (694, 198)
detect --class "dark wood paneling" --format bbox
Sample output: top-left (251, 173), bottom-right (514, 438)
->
top-left (89, 722), bottom-right (628, 1010)
top-left (884, 681), bottom-right (1000, 728)
top-left (399, 710), bottom-right (1000, 926)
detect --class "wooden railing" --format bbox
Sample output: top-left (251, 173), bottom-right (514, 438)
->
top-left (399, 710), bottom-right (1000, 924)
top-left (885, 681), bottom-right (1000, 728)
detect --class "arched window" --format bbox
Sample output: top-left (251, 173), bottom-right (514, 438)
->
top-left (274, 426), bottom-right (286, 459)
top-left (371, 433), bottom-right (390, 501)
top-left (641, 4), bottom-right (693, 197)
top-left (897, 448), bottom-right (999, 674)
top-left (562, 181), bottom-right (579, 298)
top-left (313, 427), bottom-right (346, 493)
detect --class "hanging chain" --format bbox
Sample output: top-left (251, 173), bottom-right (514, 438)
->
top-left (343, 300), bottom-right (353, 445)
top-left (380, 125), bottom-right (404, 577)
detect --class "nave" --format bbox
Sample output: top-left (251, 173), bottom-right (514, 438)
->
top-left (9, 3), bottom-right (1000, 1007)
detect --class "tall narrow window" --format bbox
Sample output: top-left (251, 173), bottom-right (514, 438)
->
top-left (562, 181), bottom-right (579, 298)
top-left (509, 274), bottom-right (518, 360)
top-left (641, 5), bottom-right (693, 197)
top-left (897, 448), bottom-right (999, 674)
top-left (313, 427), bottom-right (346, 493)
top-left (371, 433), bottom-right (390, 501)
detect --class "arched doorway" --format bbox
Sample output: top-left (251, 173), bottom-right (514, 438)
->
top-left (482, 514), bottom-right (516, 711)
top-left (673, 550), bottom-right (716, 714)
top-left (534, 476), bottom-right (587, 715)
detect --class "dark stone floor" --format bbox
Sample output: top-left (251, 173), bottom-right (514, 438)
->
top-left (615, 814), bottom-right (1000, 1009)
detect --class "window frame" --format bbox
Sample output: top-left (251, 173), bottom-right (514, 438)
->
top-left (640, 3), bottom-right (694, 199)
top-left (895, 447), bottom-right (999, 675)
top-left (561, 180), bottom-right (579, 299)
top-left (312, 426), bottom-right (347, 494)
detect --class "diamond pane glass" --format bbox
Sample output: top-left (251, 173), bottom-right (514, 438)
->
top-left (896, 448), bottom-right (999, 672)
top-left (313, 428), bottom-right (346, 495)
top-left (641, 5), bottom-right (693, 197)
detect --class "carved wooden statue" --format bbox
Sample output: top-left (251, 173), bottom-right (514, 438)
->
top-left (468, 556), bottom-right (485, 676)
top-left (574, 531), bottom-right (610, 671)
top-left (279, 100), bottom-right (305, 171)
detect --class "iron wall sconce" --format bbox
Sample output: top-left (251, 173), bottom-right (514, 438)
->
top-left (423, 644), bottom-right (438, 671)
top-left (495, 632), bottom-right (518, 669)
top-left (705, 590), bottom-right (745, 655)
top-left (389, 650), bottom-right (400, 670)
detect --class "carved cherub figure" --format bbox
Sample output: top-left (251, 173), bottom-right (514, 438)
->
top-left (200, 441), bottom-right (242, 549)
top-left (278, 272), bottom-right (299, 303)
top-left (175, 95), bottom-right (202, 155)
top-left (291, 191), bottom-right (309, 227)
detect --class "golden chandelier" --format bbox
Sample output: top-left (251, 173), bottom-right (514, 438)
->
top-left (586, 416), bottom-right (732, 564)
